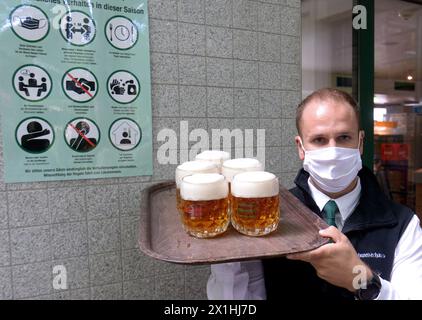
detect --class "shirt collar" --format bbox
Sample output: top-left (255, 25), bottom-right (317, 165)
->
top-left (307, 177), bottom-right (362, 224)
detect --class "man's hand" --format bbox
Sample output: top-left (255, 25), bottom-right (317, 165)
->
top-left (286, 227), bottom-right (373, 292)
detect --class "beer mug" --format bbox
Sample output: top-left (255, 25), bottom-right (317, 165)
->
top-left (180, 173), bottom-right (229, 238)
top-left (175, 161), bottom-right (219, 212)
top-left (231, 172), bottom-right (280, 236)
top-left (222, 158), bottom-right (264, 183)
top-left (195, 150), bottom-right (231, 172)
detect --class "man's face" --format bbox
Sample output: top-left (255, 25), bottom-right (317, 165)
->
top-left (295, 99), bottom-right (364, 161)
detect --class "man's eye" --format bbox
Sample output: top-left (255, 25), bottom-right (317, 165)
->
top-left (338, 135), bottom-right (351, 141)
top-left (312, 138), bottom-right (326, 144)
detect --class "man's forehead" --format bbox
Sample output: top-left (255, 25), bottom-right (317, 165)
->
top-left (300, 98), bottom-right (359, 131)
top-left (305, 97), bottom-right (353, 111)
top-left (302, 99), bottom-right (356, 119)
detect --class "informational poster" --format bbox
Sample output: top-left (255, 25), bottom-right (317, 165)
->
top-left (0, 0), bottom-right (153, 182)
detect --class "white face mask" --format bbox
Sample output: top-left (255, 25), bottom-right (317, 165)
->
top-left (300, 135), bottom-right (363, 194)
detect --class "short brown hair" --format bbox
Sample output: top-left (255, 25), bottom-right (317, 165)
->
top-left (296, 88), bottom-right (360, 135)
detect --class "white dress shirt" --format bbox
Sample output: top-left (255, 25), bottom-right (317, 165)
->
top-left (308, 177), bottom-right (361, 231)
top-left (207, 178), bottom-right (422, 300)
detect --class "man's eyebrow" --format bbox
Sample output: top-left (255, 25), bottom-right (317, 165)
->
top-left (307, 133), bottom-right (327, 139)
top-left (307, 132), bottom-right (354, 138)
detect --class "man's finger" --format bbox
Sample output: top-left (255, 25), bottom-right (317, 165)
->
top-left (287, 250), bottom-right (315, 262)
top-left (319, 226), bottom-right (343, 243)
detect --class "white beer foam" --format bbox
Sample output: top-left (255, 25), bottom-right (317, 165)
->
top-left (231, 171), bottom-right (279, 198)
top-left (222, 158), bottom-right (264, 182)
top-left (181, 173), bottom-right (228, 201)
top-left (176, 161), bottom-right (219, 187)
top-left (195, 150), bottom-right (231, 169)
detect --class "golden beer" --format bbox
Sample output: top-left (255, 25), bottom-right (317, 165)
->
top-left (231, 171), bottom-right (280, 236)
top-left (175, 161), bottom-right (219, 212)
top-left (222, 158), bottom-right (264, 215)
top-left (180, 173), bottom-right (229, 238)
top-left (195, 150), bottom-right (231, 172)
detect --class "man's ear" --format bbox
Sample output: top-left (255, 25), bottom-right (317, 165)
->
top-left (359, 130), bottom-right (365, 155)
top-left (295, 136), bottom-right (305, 161)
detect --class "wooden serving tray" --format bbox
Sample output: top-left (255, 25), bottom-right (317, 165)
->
top-left (139, 181), bottom-right (329, 265)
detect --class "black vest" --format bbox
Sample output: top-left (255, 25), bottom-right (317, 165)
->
top-left (263, 167), bottom-right (414, 300)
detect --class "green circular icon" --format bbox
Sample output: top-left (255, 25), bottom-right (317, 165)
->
top-left (10, 5), bottom-right (50, 43)
top-left (15, 117), bottom-right (55, 154)
top-left (109, 118), bottom-right (142, 151)
top-left (64, 118), bottom-right (101, 153)
top-left (105, 16), bottom-right (139, 50)
top-left (13, 64), bottom-right (52, 102)
top-left (59, 10), bottom-right (96, 46)
top-left (62, 67), bottom-right (98, 103)
top-left (107, 70), bottom-right (140, 104)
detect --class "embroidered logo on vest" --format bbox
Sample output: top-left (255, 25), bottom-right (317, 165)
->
top-left (358, 252), bottom-right (386, 259)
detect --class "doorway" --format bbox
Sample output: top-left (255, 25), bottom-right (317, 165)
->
top-left (373, 0), bottom-right (422, 215)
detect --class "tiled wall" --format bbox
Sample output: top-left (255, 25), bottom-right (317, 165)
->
top-left (0, 0), bottom-right (302, 300)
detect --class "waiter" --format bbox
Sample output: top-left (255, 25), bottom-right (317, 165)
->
top-left (207, 88), bottom-right (422, 300)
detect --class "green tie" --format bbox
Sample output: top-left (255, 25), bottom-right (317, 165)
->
top-left (322, 200), bottom-right (338, 227)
